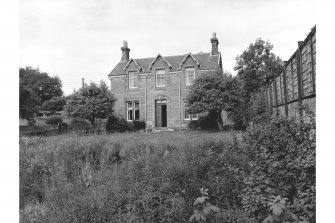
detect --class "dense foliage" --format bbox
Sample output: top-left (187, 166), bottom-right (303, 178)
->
top-left (19, 67), bottom-right (63, 104)
top-left (66, 81), bottom-right (116, 126)
top-left (241, 111), bottom-right (315, 222)
top-left (19, 66), bottom-right (63, 120)
top-left (234, 38), bottom-right (283, 93)
top-left (187, 71), bottom-right (239, 130)
top-left (45, 115), bottom-right (63, 125)
top-left (41, 96), bottom-right (66, 112)
top-left (106, 115), bottom-right (132, 133)
top-left (228, 38), bottom-right (284, 129)
top-left (20, 83), bottom-right (41, 120)
top-left (20, 111), bottom-right (315, 222)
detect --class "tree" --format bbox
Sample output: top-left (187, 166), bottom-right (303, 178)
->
top-left (65, 80), bottom-right (116, 126)
top-left (187, 71), bottom-right (237, 130)
top-left (234, 38), bottom-right (283, 93)
top-left (41, 96), bottom-right (66, 112)
top-left (230, 39), bottom-right (284, 129)
top-left (19, 66), bottom-right (63, 103)
top-left (19, 83), bottom-right (41, 120)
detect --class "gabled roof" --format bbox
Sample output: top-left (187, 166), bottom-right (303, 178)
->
top-left (179, 53), bottom-right (200, 68)
top-left (148, 54), bottom-right (172, 70)
top-left (109, 52), bottom-right (221, 77)
top-left (123, 58), bottom-right (142, 71)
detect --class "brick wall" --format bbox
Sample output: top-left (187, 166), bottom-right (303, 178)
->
top-left (251, 26), bottom-right (316, 117)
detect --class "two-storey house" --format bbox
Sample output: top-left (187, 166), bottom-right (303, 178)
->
top-left (108, 33), bottom-right (223, 130)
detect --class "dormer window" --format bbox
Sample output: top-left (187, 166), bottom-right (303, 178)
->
top-left (128, 71), bottom-right (137, 88)
top-left (185, 68), bottom-right (196, 85)
top-left (156, 69), bottom-right (165, 87)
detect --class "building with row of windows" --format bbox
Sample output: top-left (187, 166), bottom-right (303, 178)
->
top-left (108, 33), bottom-right (223, 129)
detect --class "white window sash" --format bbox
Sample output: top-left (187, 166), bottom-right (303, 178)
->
top-left (129, 72), bottom-right (137, 88)
top-left (185, 68), bottom-right (195, 85)
top-left (156, 70), bottom-right (165, 87)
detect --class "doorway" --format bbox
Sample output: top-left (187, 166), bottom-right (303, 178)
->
top-left (155, 99), bottom-right (167, 127)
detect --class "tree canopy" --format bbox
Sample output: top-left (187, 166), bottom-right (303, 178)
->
top-left (41, 96), bottom-right (66, 112)
top-left (19, 83), bottom-right (41, 120)
top-left (19, 66), bottom-right (63, 120)
top-left (20, 66), bottom-right (63, 103)
top-left (187, 71), bottom-right (238, 130)
top-left (229, 38), bottom-right (284, 129)
top-left (65, 80), bottom-right (116, 126)
top-left (234, 38), bottom-right (283, 93)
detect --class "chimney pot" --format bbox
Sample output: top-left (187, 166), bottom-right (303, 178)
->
top-left (121, 40), bottom-right (130, 62)
top-left (210, 32), bottom-right (219, 55)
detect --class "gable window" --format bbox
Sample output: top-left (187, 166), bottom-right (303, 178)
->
top-left (185, 68), bottom-right (196, 85)
top-left (128, 71), bottom-right (137, 88)
top-left (127, 101), bottom-right (140, 121)
top-left (156, 69), bottom-right (165, 87)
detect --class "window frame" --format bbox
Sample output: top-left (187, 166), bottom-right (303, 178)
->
top-left (155, 69), bottom-right (166, 87)
top-left (126, 101), bottom-right (140, 121)
top-left (185, 67), bottom-right (196, 86)
top-left (128, 71), bottom-right (137, 89)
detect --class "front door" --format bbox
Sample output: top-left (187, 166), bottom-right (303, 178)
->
top-left (155, 100), bottom-right (167, 127)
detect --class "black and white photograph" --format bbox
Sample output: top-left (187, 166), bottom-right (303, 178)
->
top-left (2, 0), bottom-right (333, 222)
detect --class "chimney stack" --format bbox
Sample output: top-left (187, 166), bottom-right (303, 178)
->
top-left (121, 40), bottom-right (130, 62)
top-left (210, 32), bottom-right (219, 55)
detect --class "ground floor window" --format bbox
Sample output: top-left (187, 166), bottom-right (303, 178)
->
top-left (184, 101), bottom-right (198, 120)
top-left (127, 101), bottom-right (140, 121)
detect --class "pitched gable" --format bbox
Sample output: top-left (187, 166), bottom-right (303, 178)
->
top-left (180, 53), bottom-right (200, 68)
top-left (148, 54), bottom-right (172, 71)
top-left (124, 58), bottom-right (143, 71)
top-left (109, 52), bottom-right (221, 77)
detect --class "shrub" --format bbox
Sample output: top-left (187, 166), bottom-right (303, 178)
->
top-left (70, 117), bottom-right (89, 124)
top-left (106, 115), bottom-right (132, 133)
top-left (132, 120), bottom-right (146, 130)
top-left (188, 113), bottom-right (220, 130)
top-left (240, 110), bottom-right (315, 222)
top-left (45, 115), bottom-right (62, 125)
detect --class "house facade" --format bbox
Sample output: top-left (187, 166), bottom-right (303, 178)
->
top-left (108, 33), bottom-right (223, 130)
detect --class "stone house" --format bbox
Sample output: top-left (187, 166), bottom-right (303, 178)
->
top-left (108, 33), bottom-right (223, 130)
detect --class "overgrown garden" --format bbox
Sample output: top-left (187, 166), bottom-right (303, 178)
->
top-left (20, 110), bottom-right (315, 222)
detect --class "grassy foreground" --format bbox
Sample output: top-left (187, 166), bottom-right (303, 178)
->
top-left (20, 131), bottom-right (255, 222)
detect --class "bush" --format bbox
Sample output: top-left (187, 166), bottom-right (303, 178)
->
top-left (132, 120), bottom-right (146, 130)
top-left (45, 115), bottom-right (62, 125)
top-left (188, 113), bottom-right (220, 130)
top-left (240, 110), bottom-right (316, 222)
top-left (70, 117), bottom-right (89, 124)
top-left (106, 115), bottom-right (132, 133)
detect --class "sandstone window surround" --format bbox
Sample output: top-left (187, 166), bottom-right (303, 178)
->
top-left (128, 71), bottom-right (138, 89)
top-left (127, 101), bottom-right (140, 121)
top-left (185, 67), bottom-right (196, 86)
top-left (155, 69), bottom-right (166, 87)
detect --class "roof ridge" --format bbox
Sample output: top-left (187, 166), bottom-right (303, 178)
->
top-left (131, 52), bottom-right (211, 61)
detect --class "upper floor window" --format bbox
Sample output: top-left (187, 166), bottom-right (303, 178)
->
top-left (128, 71), bottom-right (137, 88)
top-left (156, 69), bottom-right (165, 87)
top-left (185, 68), bottom-right (196, 85)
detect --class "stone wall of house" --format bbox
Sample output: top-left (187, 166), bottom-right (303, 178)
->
top-left (110, 55), bottom-right (222, 129)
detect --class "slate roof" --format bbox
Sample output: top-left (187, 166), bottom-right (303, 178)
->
top-left (108, 52), bottom-right (221, 76)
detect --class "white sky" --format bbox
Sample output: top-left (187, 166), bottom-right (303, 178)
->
top-left (20, 0), bottom-right (315, 96)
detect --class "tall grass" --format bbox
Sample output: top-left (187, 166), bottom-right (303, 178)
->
top-left (20, 131), bottom-right (254, 222)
